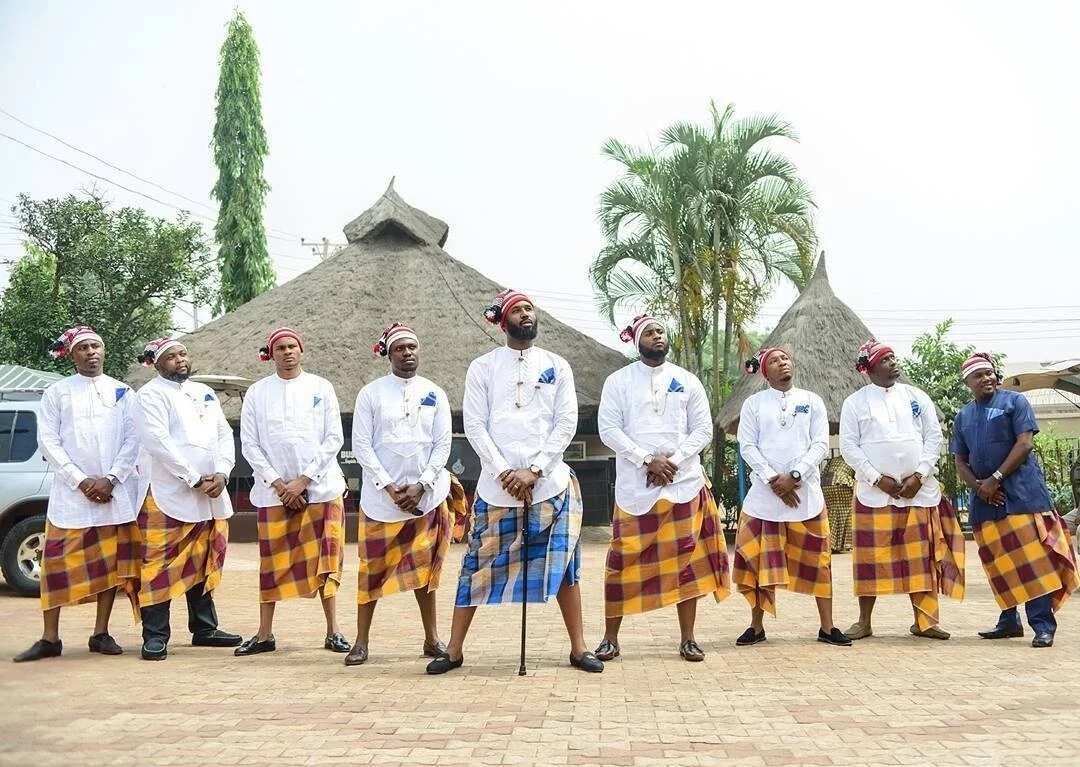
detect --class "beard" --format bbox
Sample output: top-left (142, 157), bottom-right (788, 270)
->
top-left (162, 369), bottom-right (191, 383)
top-left (639, 344), bottom-right (668, 362)
top-left (507, 320), bottom-right (539, 341)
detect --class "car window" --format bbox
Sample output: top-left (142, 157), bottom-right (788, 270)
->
top-left (10, 411), bottom-right (38, 462)
top-left (0, 412), bottom-right (13, 461)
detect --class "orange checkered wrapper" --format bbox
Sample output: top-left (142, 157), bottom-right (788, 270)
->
top-left (40, 520), bottom-right (140, 613)
top-left (357, 501), bottom-right (452, 604)
top-left (135, 494), bottom-right (228, 615)
top-left (448, 474), bottom-right (472, 543)
top-left (604, 486), bottom-right (730, 618)
top-left (732, 507), bottom-right (832, 616)
top-left (258, 497), bottom-right (345, 603)
top-left (974, 511), bottom-right (1079, 611)
top-left (852, 498), bottom-right (966, 631)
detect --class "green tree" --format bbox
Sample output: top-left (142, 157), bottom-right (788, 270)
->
top-left (901, 318), bottom-right (1005, 438)
top-left (0, 193), bottom-right (215, 378)
top-left (211, 10), bottom-right (275, 312)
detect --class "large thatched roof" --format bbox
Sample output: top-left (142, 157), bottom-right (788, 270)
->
top-left (716, 256), bottom-right (924, 434)
top-left (127, 180), bottom-right (628, 419)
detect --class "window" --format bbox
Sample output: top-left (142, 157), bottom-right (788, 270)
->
top-left (0, 411), bottom-right (38, 463)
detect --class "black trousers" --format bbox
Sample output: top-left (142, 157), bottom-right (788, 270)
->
top-left (140, 581), bottom-right (220, 646)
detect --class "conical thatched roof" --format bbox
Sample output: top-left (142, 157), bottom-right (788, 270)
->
top-left (126, 181), bottom-right (628, 420)
top-left (716, 255), bottom-right (922, 434)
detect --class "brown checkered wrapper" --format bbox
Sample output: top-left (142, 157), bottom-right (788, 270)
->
top-left (732, 507), bottom-right (832, 616)
top-left (974, 511), bottom-right (1079, 612)
top-left (852, 498), bottom-right (966, 631)
top-left (604, 486), bottom-right (730, 618)
top-left (449, 474), bottom-right (472, 544)
top-left (135, 494), bottom-right (228, 614)
top-left (40, 520), bottom-right (140, 612)
top-left (357, 501), bottom-right (452, 604)
top-left (258, 497), bottom-right (345, 603)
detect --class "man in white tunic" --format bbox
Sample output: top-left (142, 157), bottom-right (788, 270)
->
top-left (733, 347), bottom-right (851, 647)
top-left (593, 315), bottom-right (730, 663)
top-left (132, 337), bottom-right (242, 660)
top-left (14, 326), bottom-right (140, 662)
top-left (235, 327), bottom-right (350, 657)
top-left (426, 290), bottom-right (603, 674)
top-left (346, 323), bottom-right (453, 667)
top-left (839, 339), bottom-right (965, 641)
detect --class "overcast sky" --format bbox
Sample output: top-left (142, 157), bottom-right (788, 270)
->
top-left (2, 1), bottom-right (1077, 365)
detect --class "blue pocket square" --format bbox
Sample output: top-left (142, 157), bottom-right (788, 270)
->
top-left (115, 387), bottom-right (128, 402)
top-left (313, 395), bottom-right (322, 406)
top-left (667, 378), bottom-right (685, 393)
top-left (987, 407), bottom-right (1005, 421)
top-left (910, 400), bottom-right (922, 417)
top-left (795, 403), bottom-right (810, 414)
top-left (203, 393), bottom-right (215, 402)
top-left (538, 367), bottom-right (556, 385)
top-left (420, 391), bottom-right (437, 407)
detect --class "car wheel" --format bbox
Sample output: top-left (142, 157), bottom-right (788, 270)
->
top-left (1, 515), bottom-right (46, 597)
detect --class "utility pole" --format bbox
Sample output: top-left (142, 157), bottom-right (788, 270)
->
top-left (301, 236), bottom-right (346, 261)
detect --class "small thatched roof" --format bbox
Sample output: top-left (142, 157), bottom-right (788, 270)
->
top-left (127, 180), bottom-right (628, 420)
top-left (717, 255), bottom-right (927, 434)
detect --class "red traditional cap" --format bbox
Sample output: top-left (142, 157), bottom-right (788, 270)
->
top-left (483, 289), bottom-right (534, 329)
top-left (856, 339), bottom-right (894, 374)
top-left (619, 314), bottom-right (662, 347)
top-left (137, 337), bottom-right (185, 367)
top-left (259, 327), bottom-right (303, 362)
top-left (744, 347), bottom-right (786, 378)
top-left (372, 323), bottom-right (418, 357)
top-left (961, 352), bottom-right (996, 381)
top-left (48, 326), bottom-right (103, 359)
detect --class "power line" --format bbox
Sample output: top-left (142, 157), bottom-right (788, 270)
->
top-left (0, 105), bottom-right (300, 240)
top-left (0, 130), bottom-right (299, 244)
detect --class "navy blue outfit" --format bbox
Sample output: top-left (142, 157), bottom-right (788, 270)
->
top-left (950, 389), bottom-right (1056, 635)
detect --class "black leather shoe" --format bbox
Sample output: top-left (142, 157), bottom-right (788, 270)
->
top-left (735, 627), bottom-right (766, 647)
top-left (426, 652), bottom-right (464, 675)
top-left (141, 639), bottom-right (167, 661)
top-left (594, 638), bottom-right (620, 661)
top-left (13, 639), bottom-right (63, 663)
top-left (679, 639), bottom-right (705, 661)
top-left (344, 644), bottom-right (368, 666)
top-left (569, 651), bottom-right (604, 672)
top-left (234, 635), bottom-right (276, 656)
top-left (978, 625), bottom-right (1024, 639)
top-left (818, 628), bottom-right (853, 647)
top-left (192, 629), bottom-right (242, 647)
top-left (324, 633), bottom-right (351, 653)
top-left (1032, 632), bottom-right (1054, 648)
top-left (88, 633), bottom-right (123, 655)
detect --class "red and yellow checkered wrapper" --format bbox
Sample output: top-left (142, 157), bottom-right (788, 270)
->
top-left (356, 501), bottom-right (452, 604)
top-left (974, 511), bottom-right (1078, 612)
top-left (40, 520), bottom-right (140, 613)
top-left (732, 507), bottom-right (832, 616)
top-left (258, 497), bottom-right (345, 602)
top-left (604, 486), bottom-right (730, 618)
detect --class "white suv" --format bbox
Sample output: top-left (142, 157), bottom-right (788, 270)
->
top-left (0, 390), bottom-right (50, 596)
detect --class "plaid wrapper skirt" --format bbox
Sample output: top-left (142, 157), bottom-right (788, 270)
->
top-left (732, 507), bottom-right (832, 616)
top-left (449, 474), bottom-right (472, 543)
top-left (974, 511), bottom-right (1079, 612)
top-left (258, 497), bottom-right (345, 603)
top-left (604, 485), bottom-right (731, 618)
top-left (356, 500), bottom-right (452, 604)
top-left (852, 498), bottom-right (966, 630)
top-left (135, 494), bottom-right (228, 614)
top-left (454, 478), bottom-right (583, 607)
top-left (40, 520), bottom-right (140, 612)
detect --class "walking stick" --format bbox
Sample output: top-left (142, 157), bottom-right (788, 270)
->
top-left (518, 499), bottom-right (529, 676)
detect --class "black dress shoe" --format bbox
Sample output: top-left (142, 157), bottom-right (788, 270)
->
top-left (818, 628), bottom-right (853, 647)
top-left (978, 625), bottom-right (1024, 640)
top-left (426, 652), bottom-right (464, 675)
top-left (234, 635), bottom-right (276, 656)
top-left (88, 633), bottom-right (123, 655)
top-left (1032, 632), bottom-right (1054, 648)
top-left (735, 627), bottom-right (767, 647)
top-left (324, 633), bottom-right (351, 653)
top-left (569, 651), bottom-right (604, 673)
top-left (594, 638), bottom-right (620, 661)
top-left (192, 629), bottom-right (242, 647)
top-left (13, 639), bottom-right (63, 663)
top-left (141, 639), bottom-right (168, 661)
top-left (344, 644), bottom-right (368, 666)
top-left (679, 639), bottom-right (705, 661)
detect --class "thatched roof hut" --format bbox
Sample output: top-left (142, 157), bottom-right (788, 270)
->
top-left (127, 180), bottom-right (629, 422)
top-left (716, 255), bottom-right (926, 434)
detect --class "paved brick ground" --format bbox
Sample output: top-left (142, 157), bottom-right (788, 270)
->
top-left (1, 534), bottom-right (1077, 767)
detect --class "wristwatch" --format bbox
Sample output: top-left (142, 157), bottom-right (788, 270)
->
top-left (529, 464), bottom-right (543, 477)
top-left (106, 474), bottom-right (119, 487)
top-left (992, 470), bottom-right (1004, 482)
top-left (643, 454), bottom-right (655, 466)
top-left (789, 470), bottom-right (801, 482)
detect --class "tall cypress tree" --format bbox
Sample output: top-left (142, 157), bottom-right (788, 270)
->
top-left (211, 10), bottom-right (275, 312)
